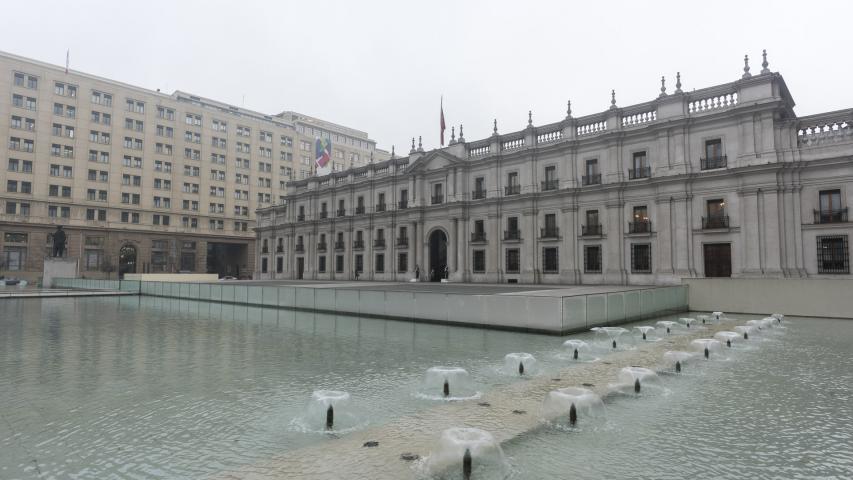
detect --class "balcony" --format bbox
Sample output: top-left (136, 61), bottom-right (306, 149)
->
top-left (540, 227), bottom-right (560, 239)
top-left (355, 206), bottom-right (366, 215)
top-left (814, 208), bottom-right (848, 224)
top-left (472, 189), bottom-right (486, 200)
top-left (700, 155), bottom-right (728, 170)
top-left (398, 200), bottom-right (408, 209)
top-left (276, 246), bottom-right (283, 253)
top-left (319, 211), bottom-right (328, 219)
top-left (504, 230), bottom-right (521, 241)
top-left (505, 185), bottom-right (521, 196)
top-left (628, 166), bottom-right (651, 179)
top-left (374, 238), bottom-right (386, 248)
top-left (628, 220), bottom-right (652, 234)
top-left (470, 231), bottom-right (487, 243)
top-left (582, 174), bottom-right (601, 186)
top-left (702, 215), bottom-right (730, 229)
top-left (296, 214), bottom-right (305, 222)
top-left (582, 224), bottom-right (603, 236)
top-left (396, 237), bottom-right (409, 247)
top-left (376, 203), bottom-right (386, 212)
top-left (541, 179), bottom-right (559, 191)
top-left (334, 241), bottom-right (345, 251)
top-left (353, 239), bottom-right (364, 249)
top-left (337, 209), bottom-right (346, 217)
top-left (295, 243), bottom-right (305, 253)
top-left (317, 242), bottom-right (327, 252)
top-left (431, 195), bottom-right (443, 205)
top-left (261, 247), bottom-right (269, 254)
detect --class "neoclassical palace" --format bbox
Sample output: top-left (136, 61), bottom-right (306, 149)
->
top-left (255, 54), bottom-right (852, 285)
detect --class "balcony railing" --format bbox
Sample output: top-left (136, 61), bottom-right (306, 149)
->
top-left (396, 237), bottom-right (409, 247)
top-left (700, 155), bottom-right (728, 170)
top-left (540, 227), bottom-right (560, 239)
top-left (702, 215), bottom-right (730, 229)
top-left (276, 246), bottom-right (283, 253)
top-left (470, 231), bottom-right (487, 243)
top-left (334, 241), bottom-right (345, 251)
top-left (541, 179), bottom-right (559, 191)
top-left (296, 214), bottom-right (305, 221)
top-left (337, 209), bottom-right (346, 217)
top-left (319, 211), bottom-right (328, 219)
top-left (398, 200), bottom-right (408, 209)
top-left (582, 224), bottom-right (602, 236)
top-left (582, 174), bottom-right (601, 186)
top-left (628, 166), bottom-right (651, 179)
top-left (505, 185), bottom-right (520, 196)
top-left (504, 229), bottom-right (521, 241)
top-left (431, 195), bottom-right (443, 205)
top-left (317, 242), bottom-right (327, 252)
top-left (628, 220), bottom-right (652, 234)
top-left (814, 208), bottom-right (849, 224)
top-left (353, 239), bottom-right (365, 249)
top-left (375, 203), bottom-right (386, 212)
top-left (295, 243), bottom-right (305, 253)
top-left (374, 238), bottom-right (386, 248)
top-left (355, 206), bottom-right (365, 215)
top-left (472, 189), bottom-right (486, 200)
top-left (261, 247), bottom-right (269, 254)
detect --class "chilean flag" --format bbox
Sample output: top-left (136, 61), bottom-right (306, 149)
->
top-left (440, 96), bottom-right (446, 146)
top-left (315, 137), bottom-right (331, 169)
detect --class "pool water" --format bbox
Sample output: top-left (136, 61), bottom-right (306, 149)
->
top-left (1, 296), bottom-right (851, 479)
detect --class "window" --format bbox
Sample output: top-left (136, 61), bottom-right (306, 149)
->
top-left (7, 159), bottom-right (19, 171)
top-left (506, 171), bottom-right (519, 195)
top-left (398, 252), bottom-right (408, 272)
top-left (157, 106), bottom-right (175, 120)
top-left (374, 253), bottom-right (384, 273)
top-left (473, 250), bottom-right (486, 273)
top-left (505, 249), bottom-right (520, 274)
top-left (185, 113), bottom-right (202, 126)
top-left (704, 199), bottom-right (728, 228)
top-left (3, 246), bottom-right (26, 271)
top-left (705, 139), bottom-right (722, 159)
top-left (817, 235), bottom-right (849, 274)
top-left (7, 180), bottom-right (18, 193)
top-left (630, 151), bottom-right (649, 179)
top-left (817, 189), bottom-right (845, 223)
top-left (318, 256), bottom-right (327, 273)
top-left (432, 183), bottom-right (443, 204)
top-left (630, 206), bottom-right (650, 233)
top-left (473, 176), bottom-right (486, 198)
top-left (91, 91), bottom-right (113, 106)
top-left (631, 243), bottom-right (652, 273)
top-left (543, 213), bottom-right (558, 237)
top-left (543, 166), bottom-right (557, 190)
top-left (354, 254), bottom-right (364, 273)
top-left (584, 159), bottom-right (600, 185)
top-left (584, 245), bottom-right (602, 273)
top-left (543, 247), bottom-right (559, 273)
top-left (5, 201), bottom-right (16, 214)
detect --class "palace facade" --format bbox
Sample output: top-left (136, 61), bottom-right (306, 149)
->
top-left (256, 55), bottom-right (852, 285)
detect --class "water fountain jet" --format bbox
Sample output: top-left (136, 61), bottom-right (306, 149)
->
top-left (656, 320), bottom-right (678, 334)
top-left (593, 327), bottom-right (629, 350)
top-left (463, 448), bottom-right (472, 480)
top-left (663, 351), bottom-right (693, 373)
top-left (569, 403), bottom-right (577, 426)
top-left (690, 339), bottom-right (722, 360)
top-left (561, 339), bottom-right (590, 361)
top-left (425, 428), bottom-right (508, 479)
top-left (326, 404), bottom-right (334, 430)
top-left (421, 366), bottom-right (477, 401)
top-left (614, 367), bottom-right (661, 395)
top-left (504, 353), bottom-right (537, 376)
top-left (542, 387), bottom-right (605, 425)
top-left (634, 326), bottom-right (655, 341)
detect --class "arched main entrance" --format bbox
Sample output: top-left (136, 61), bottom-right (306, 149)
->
top-left (428, 230), bottom-right (448, 282)
top-left (118, 245), bottom-right (137, 278)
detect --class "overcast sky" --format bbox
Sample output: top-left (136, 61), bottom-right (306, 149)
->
top-left (3, 0), bottom-right (851, 152)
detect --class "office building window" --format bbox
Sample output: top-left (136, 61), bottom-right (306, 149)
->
top-left (584, 245), bottom-right (602, 273)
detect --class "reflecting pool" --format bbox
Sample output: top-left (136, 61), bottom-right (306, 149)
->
top-left (1, 296), bottom-right (851, 479)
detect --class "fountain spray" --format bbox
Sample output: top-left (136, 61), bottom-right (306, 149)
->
top-left (443, 379), bottom-right (450, 398)
top-left (569, 403), bottom-right (578, 426)
top-left (634, 378), bottom-right (641, 394)
top-left (325, 405), bottom-right (334, 430)
top-left (675, 361), bottom-right (682, 373)
top-left (462, 448), bottom-right (472, 480)
top-left (518, 362), bottom-right (525, 376)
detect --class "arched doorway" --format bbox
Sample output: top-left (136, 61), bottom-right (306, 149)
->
top-left (118, 245), bottom-right (137, 278)
top-left (428, 230), bottom-right (448, 282)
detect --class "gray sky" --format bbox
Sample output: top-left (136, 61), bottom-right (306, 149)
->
top-left (3, 0), bottom-right (851, 152)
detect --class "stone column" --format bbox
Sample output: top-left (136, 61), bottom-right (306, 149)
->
top-left (522, 210), bottom-right (537, 282)
top-left (559, 206), bottom-right (580, 283)
top-left (457, 217), bottom-right (467, 281)
top-left (739, 190), bottom-right (762, 276)
top-left (791, 185), bottom-right (807, 277)
top-left (411, 221), bottom-right (419, 279)
top-left (654, 197), bottom-right (674, 280)
top-left (672, 196), bottom-right (691, 278)
top-left (604, 202), bottom-right (626, 284)
top-left (761, 189), bottom-right (783, 277)
top-left (488, 213), bottom-right (501, 282)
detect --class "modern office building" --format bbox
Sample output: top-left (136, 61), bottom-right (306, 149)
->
top-left (256, 53), bottom-right (852, 285)
top-left (0, 50), bottom-right (387, 280)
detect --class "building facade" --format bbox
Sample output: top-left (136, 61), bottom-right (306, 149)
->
top-left (0, 50), bottom-right (387, 281)
top-left (257, 56), bottom-right (852, 285)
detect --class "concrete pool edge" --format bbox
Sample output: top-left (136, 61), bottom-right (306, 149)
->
top-left (53, 278), bottom-right (688, 335)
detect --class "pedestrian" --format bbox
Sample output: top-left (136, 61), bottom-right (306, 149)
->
top-left (415, 264), bottom-right (420, 281)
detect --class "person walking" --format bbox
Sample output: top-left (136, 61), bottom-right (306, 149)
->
top-left (415, 264), bottom-right (420, 281)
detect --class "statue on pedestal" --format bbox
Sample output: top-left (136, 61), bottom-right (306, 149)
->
top-left (51, 225), bottom-right (66, 258)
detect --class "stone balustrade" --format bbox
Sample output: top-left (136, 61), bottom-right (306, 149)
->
top-left (797, 110), bottom-right (853, 147)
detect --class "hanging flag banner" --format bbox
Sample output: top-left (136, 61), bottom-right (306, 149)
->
top-left (315, 137), bottom-right (332, 169)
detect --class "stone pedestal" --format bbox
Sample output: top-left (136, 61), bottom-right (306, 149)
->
top-left (43, 257), bottom-right (78, 288)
